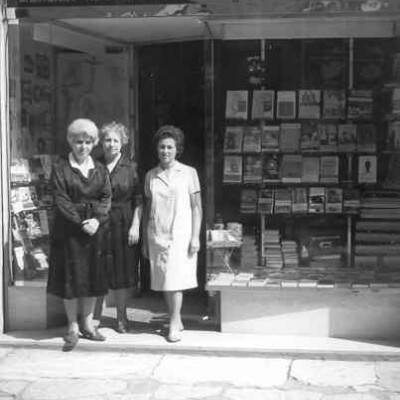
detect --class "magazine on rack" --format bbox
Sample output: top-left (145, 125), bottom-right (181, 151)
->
top-left (252, 90), bottom-right (275, 120)
top-left (300, 121), bottom-right (320, 151)
top-left (323, 90), bottom-right (346, 119)
top-left (280, 123), bottom-right (301, 152)
top-left (223, 155), bottom-right (243, 183)
top-left (358, 155), bottom-right (377, 183)
top-left (225, 90), bottom-right (248, 120)
top-left (338, 123), bottom-right (357, 151)
top-left (223, 126), bottom-right (244, 153)
top-left (298, 89), bottom-right (321, 119)
top-left (276, 91), bottom-right (296, 119)
top-left (243, 126), bottom-right (262, 152)
top-left (261, 125), bottom-right (280, 151)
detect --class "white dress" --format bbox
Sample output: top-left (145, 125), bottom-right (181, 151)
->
top-left (145, 161), bottom-right (201, 291)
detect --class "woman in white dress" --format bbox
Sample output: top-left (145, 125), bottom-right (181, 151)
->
top-left (143, 125), bottom-right (202, 343)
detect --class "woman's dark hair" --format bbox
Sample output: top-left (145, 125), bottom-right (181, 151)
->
top-left (154, 125), bottom-right (185, 158)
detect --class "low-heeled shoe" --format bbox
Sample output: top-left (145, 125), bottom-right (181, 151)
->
top-left (80, 328), bottom-right (106, 342)
top-left (62, 331), bottom-right (79, 352)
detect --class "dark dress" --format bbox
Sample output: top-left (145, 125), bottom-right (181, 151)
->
top-left (47, 158), bottom-right (112, 299)
top-left (100, 155), bottom-right (142, 290)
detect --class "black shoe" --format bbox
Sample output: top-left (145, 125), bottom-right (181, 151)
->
top-left (62, 331), bottom-right (79, 352)
top-left (80, 327), bottom-right (106, 342)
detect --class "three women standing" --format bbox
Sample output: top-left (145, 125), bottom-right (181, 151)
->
top-left (99, 122), bottom-right (142, 334)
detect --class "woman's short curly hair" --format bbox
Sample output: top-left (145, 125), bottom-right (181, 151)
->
top-left (99, 121), bottom-right (129, 145)
top-left (154, 125), bottom-right (185, 158)
top-left (67, 118), bottom-right (99, 146)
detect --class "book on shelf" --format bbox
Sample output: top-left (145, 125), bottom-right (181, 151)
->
top-left (10, 186), bottom-right (38, 213)
top-left (325, 187), bottom-right (343, 213)
top-left (14, 209), bottom-right (49, 239)
top-left (347, 89), bottom-right (373, 120)
top-left (10, 158), bottom-right (31, 183)
top-left (322, 90), bottom-right (346, 119)
top-left (300, 121), bottom-right (320, 151)
top-left (223, 126), bottom-right (244, 153)
top-left (223, 155), bottom-right (243, 183)
top-left (308, 187), bottom-right (325, 213)
top-left (358, 155), bottom-right (377, 183)
top-left (320, 155), bottom-right (339, 183)
top-left (387, 121), bottom-right (400, 149)
top-left (261, 125), bottom-right (280, 151)
top-left (280, 123), bottom-right (301, 152)
top-left (302, 156), bottom-right (320, 183)
top-left (356, 123), bottom-right (377, 152)
top-left (291, 187), bottom-right (308, 213)
top-left (343, 188), bottom-right (361, 212)
top-left (298, 89), bottom-right (321, 119)
top-left (243, 154), bottom-right (263, 183)
top-left (276, 91), bottom-right (296, 119)
top-left (242, 126), bottom-right (262, 152)
top-left (258, 189), bottom-right (275, 214)
top-left (338, 123), bottom-right (357, 152)
top-left (240, 188), bottom-right (258, 213)
top-left (225, 90), bottom-right (248, 120)
top-left (320, 124), bottom-right (338, 152)
top-left (252, 90), bottom-right (275, 120)
top-left (274, 188), bottom-right (292, 214)
top-left (262, 153), bottom-right (281, 183)
top-left (281, 155), bottom-right (303, 183)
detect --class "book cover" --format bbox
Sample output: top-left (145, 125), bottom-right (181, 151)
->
top-left (325, 187), bottom-right (343, 213)
top-left (338, 124), bottom-right (357, 152)
top-left (347, 89), bottom-right (373, 120)
top-left (252, 90), bottom-right (275, 120)
top-left (300, 122), bottom-right (320, 151)
top-left (276, 91), bottom-right (296, 120)
top-left (320, 124), bottom-right (338, 152)
top-left (356, 124), bottom-right (377, 152)
top-left (292, 187), bottom-right (308, 213)
top-left (240, 189), bottom-right (258, 213)
top-left (243, 154), bottom-right (263, 183)
top-left (223, 155), bottom-right (243, 183)
top-left (223, 126), bottom-right (244, 153)
top-left (262, 153), bottom-right (281, 183)
top-left (302, 157), bottom-right (320, 183)
top-left (323, 90), bottom-right (346, 119)
top-left (280, 123), bottom-right (301, 152)
top-left (258, 189), bottom-right (275, 214)
top-left (261, 125), bottom-right (280, 151)
top-left (320, 156), bottom-right (339, 183)
top-left (242, 126), bottom-right (262, 152)
top-left (358, 155), bottom-right (377, 183)
top-left (281, 155), bottom-right (303, 183)
top-left (225, 90), bottom-right (248, 120)
top-left (298, 89), bottom-right (321, 119)
top-left (274, 188), bottom-right (292, 214)
top-left (308, 187), bottom-right (325, 213)
top-left (387, 121), bottom-right (400, 149)
top-left (15, 209), bottom-right (49, 239)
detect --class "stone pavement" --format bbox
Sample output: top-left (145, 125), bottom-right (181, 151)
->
top-left (0, 327), bottom-right (400, 400)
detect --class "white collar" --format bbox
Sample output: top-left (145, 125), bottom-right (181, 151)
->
top-left (69, 153), bottom-right (95, 178)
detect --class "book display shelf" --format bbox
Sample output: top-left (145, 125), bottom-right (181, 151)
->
top-left (207, 38), bottom-right (400, 294)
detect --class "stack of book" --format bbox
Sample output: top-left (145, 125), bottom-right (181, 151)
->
top-left (282, 240), bottom-right (299, 268)
top-left (274, 188), bottom-right (292, 214)
top-left (263, 229), bottom-right (283, 269)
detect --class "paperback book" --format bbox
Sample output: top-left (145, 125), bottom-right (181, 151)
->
top-left (292, 187), bottom-right (308, 213)
top-left (308, 187), bottom-right (325, 213)
top-left (356, 123), bottom-right (377, 152)
top-left (262, 153), bottom-right (281, 183)
top-left (347, 89), bottom-right (373, 120)
top-left (323, 90), bottom-right (346, 119)
top-left (325, 187), bottom-right (343, 213)
top-left (252, 90), bottom-right (275, 120)
top-left (243, 126), bottom-right (262, 152)
top-left (358, 155), bottom-right (377, 183)
top-left (280, 123), bottom-right (301, 152)
top-left (258, 189), bottom-right (275, 214)
top-left (298, 89), bottom-right (321, 119)
top-left (261, 125), bottom-right (280, 151)
top-left (338, 123), bottom-right (357, 152)
top-left (302, 156), bottom-right (320, 183)
top-left (223, 155), bottom-right (243, 183)
top-left (276, 91), bottom-right (296, 120)
top-left (225, 90), bottom-right (248, 120)
top-left (300, 121), bottom-right (320, 151)
top-left (320, 155), bottom-right (339, 183)
top-left (320, 124), bottom-right (338, 152)
top-left (243, 154), bottom-right (263, 183)
top-left (281, 155), bottom-right (303, 183)
top-left (223, 126), bottom-right (244, 153)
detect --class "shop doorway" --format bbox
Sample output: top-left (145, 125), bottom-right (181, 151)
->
top-left (137, 41), bottom-right (207, 295)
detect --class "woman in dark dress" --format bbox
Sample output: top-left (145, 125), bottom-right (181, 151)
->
top-left (47, 118), bottom-right (111, 351)
top-left (99, 122), bottom-right (142, 333)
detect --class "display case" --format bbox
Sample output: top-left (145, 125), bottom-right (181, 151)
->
top-left (207, 37), bottom-right (400, 290)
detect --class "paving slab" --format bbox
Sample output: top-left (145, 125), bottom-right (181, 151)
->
top-left (375, 361), bottom-right (400, 392)
top-left (291, 360), bottom-right (377, 387)
top-left (0, 380), bottom-right (31, 396)
top-left (152, 354), bottom-right (290, 388)
top-left (153, 384), bottom-right (223, 400)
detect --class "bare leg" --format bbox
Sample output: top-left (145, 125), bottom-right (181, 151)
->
top-left (80, 297), bottom-right (97, 332)
top-left (113, 288), bottom-right (131, 329)
top-left (63, 298), bottom-right (79, 334)
top-left (164, 291), bottom-right (183, 331)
